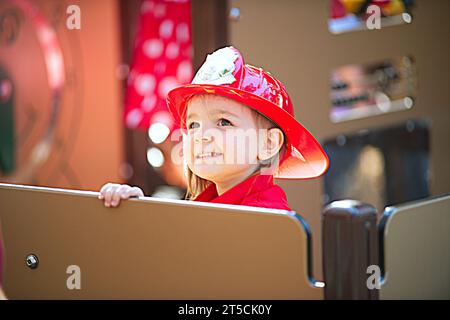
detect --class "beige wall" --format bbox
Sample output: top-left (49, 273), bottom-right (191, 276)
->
top-left (229, 0), bottom-right (450, 279)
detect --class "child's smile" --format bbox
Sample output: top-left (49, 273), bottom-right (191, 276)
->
top-left (195, 151), bottom-right (223, 160)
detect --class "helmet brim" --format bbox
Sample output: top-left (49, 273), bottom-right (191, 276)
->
top-left (167, 84), bottom-right (329, 180)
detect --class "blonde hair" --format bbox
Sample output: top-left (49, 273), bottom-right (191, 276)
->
top-left (183, 95), bottom-right (287, 200)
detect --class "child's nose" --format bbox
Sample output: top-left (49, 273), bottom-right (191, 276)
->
top-left (194, 134), bottom-right (213, 143)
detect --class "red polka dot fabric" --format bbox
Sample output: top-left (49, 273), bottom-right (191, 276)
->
top-left (124, 0), bottom-right (193, 133)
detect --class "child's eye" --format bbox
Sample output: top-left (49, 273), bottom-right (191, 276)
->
top-left (217, 118), bottom-right (233, 127)
top-left (188, 122), bottom-right (200, 129)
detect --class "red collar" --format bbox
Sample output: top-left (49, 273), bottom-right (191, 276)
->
top-left (193, 174), bottom-right (274, 205)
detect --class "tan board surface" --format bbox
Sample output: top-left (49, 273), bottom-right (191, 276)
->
top-left (0, 183), bottom-right (322, 299)
top-left (380, 194), bottom-right (450, 299)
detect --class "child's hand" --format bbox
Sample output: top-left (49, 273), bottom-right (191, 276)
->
top-left (98, 183), bottom-right (144, 207)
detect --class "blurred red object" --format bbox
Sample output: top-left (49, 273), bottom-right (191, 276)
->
top-left (124, 0), bottom-right (193, 134)
top-left (330, 0), bottom-right (348, 19)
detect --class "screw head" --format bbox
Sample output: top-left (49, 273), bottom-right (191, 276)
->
top-left (25, 254), bottom-right (39, 269)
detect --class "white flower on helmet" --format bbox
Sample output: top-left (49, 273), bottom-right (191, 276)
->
top-left (192, 47), bottom-right (239, 85)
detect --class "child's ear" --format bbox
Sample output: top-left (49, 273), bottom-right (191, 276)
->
top-left (258, 128), bottom-right (284, 161)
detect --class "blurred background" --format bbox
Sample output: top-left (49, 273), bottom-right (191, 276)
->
top-left (0, 0), bottom-right (449, 279)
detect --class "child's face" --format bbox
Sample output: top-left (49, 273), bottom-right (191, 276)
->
top-left (184, 94), bottom-right (266, 184)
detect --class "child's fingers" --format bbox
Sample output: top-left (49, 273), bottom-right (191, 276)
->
top-left (121, 188), bottom-right (133, 199)
top-left (121, 187), bottom-right (142, 199)
top-left (99, 183), bottom-right (111, 195)
top-left (100, 184), bottom-right (139, 208)
top-left (103, 185), bottom-right (118, 207)
top-left (111, 185), bottom-right (128, 206)
top-left (98, 183), bottom-right (112, 200)
top-left (132, 186), bottom-right (144, 197)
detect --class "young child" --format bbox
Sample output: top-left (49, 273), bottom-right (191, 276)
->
top-left (99, 47), bottom-right (329, 210)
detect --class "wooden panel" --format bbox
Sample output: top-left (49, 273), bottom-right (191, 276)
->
top-left (380, 194), bottom-right (450, 299)
top-left (0, 183), bottom-right (322, 299)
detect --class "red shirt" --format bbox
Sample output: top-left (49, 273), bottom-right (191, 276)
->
top-left (193, 174), bottom-right (292, 211)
